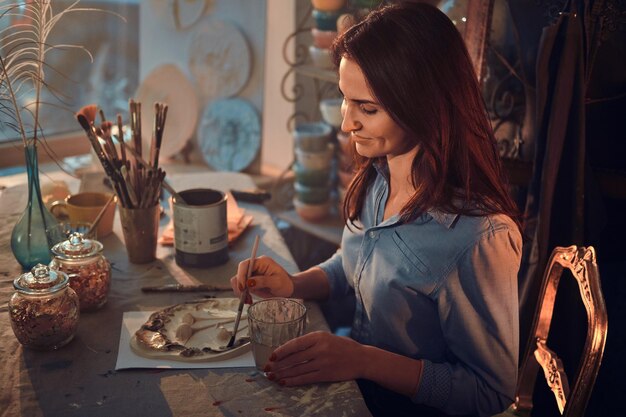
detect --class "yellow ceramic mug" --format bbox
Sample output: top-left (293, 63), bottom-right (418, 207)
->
top-left (50, 192), bottom-right (116, 237)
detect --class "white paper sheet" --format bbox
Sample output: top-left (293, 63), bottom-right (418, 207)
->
top-left (115, 311), bottom-right (255, 370)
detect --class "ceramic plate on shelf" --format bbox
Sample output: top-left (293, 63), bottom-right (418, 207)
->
top-left (197, 98), bottom-right (261, 171)
top-left (134, 63), bottom-right (199, 160)
top-left (188, 19), bottom-right (251, 101)
top-left (130, 298), bottom-right (250, 362)
top-left (172, 0), bottom-right (210, 30)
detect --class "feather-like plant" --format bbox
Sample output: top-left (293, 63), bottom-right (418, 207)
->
top-left (0, 1), bottom-right (119, 147)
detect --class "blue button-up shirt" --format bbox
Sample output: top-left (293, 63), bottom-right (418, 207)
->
top-left (319, 166), bottom-right (522, 416)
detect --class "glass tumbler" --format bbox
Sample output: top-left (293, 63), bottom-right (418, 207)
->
top-left (247, 298), bottom-right (307, 370)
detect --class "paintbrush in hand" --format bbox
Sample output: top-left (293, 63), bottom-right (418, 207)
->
top-left (227, 235), bottom-right (260, 348)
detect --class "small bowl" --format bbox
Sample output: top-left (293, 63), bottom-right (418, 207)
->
top-left (293, 122), bottom-right (332, 152)
top-left (337, 148), bottom-right (354, 171)
top-left (336, 130), bottom-right (351, 154)
top-left (294, 182), bottom-right (331, 205)
top-left (337, 185), bottom-right (347, 205)
top-left (311, 0), bottom-right (347, 12)
top-left (293, 162), bottom-right (331, 187)
top-left (312, 9), bottom-right (343, 31)
top-left (309, 45), bottom-right (334, 69)
top-left (338, 168), bottom-right (355, 188)
top-left (295, 143), bottom-right (334, 170)
top-left (319, 97), bottom-right (343, 128)
top-left (293, 198), bottom-right (331, 222)
top-left (351, 0), bottom-right (382, 9)
top-left (337, 13), bottom-right (357, 35)
top-left (311, 28), bottom-right (338, 49)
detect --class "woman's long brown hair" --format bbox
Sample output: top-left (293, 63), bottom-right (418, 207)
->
top-left (331, 2), bottom-right (521, 231)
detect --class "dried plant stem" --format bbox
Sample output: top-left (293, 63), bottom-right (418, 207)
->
top-left (0, 55), bottom-right (28, 145)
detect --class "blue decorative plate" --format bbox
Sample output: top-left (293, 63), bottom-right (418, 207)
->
top-left (197, 98), bottom-right (261, 172)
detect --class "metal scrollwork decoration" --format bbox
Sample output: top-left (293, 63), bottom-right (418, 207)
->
top-left (440, 0), bottom-right (526, 160)
top-left (280, 3), bottom-right (314, 118)
top-left (280, 2), bottom-right (351, 133)
top-left (480, 0), bottom-right (527, 160)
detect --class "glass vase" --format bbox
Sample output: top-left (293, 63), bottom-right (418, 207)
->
top-left (10, 143), bottom-right (60, 270)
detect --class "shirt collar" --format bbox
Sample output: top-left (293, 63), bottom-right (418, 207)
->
top-left (373, 160), bottom-right (460, 229)
top-left (427, 209), bottom-right (459, 229)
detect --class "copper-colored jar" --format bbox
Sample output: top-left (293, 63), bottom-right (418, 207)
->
top-left (50, 233), bottom-right (111, 312)
top-left (9, 264), bottom-right (80, 350)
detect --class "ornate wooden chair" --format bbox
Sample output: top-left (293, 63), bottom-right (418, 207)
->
top-left (495, 245), bottom-right (608, 417)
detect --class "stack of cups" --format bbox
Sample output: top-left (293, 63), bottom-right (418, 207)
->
top-left (336, 130), bottom-right (355, 210)
top-left (310, 0), bottom-right (347, 68)
top-left (319, 97), bottom-right (348, 212)
top-left (293, 122), bottom-right (334, 222)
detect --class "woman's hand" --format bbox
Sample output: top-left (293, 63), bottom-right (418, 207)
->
top-left (230, 255), bottom-right (294, 300)
top-left (263, 331), bottom-right (366, 386)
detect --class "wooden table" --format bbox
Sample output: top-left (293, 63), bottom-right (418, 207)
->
top-left (275, 209), bottom-right (344, 247)
top-left (0, 171), bottom-right (371, 417)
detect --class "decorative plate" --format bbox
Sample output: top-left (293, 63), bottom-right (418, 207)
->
top-left (130, 298), bottom-right (250, 362)
top-left (188, 19), bottom-right (251, 101)
top-left (172, 0), bottom-right (210, 30)
top-left (134, 64), bottom-right (199, 159)
top-left (197, 98), bottom-right (261, 171)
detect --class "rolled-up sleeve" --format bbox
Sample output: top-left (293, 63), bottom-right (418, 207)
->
top-left (413, 227), bottom-right (522, 416)
top-left (318, 248), bottom-right (352, 299)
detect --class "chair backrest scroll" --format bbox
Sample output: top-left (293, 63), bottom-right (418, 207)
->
top-left (513, 245), bottom-right (608, 417)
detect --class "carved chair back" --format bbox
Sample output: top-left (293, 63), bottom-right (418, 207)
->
top-left (513, 246), bottom-right (608, 417)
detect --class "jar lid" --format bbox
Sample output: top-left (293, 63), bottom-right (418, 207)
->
top-left (14, 264), bottom-right (69, 294)
top-left (51, 232), bottom-right (103, 259)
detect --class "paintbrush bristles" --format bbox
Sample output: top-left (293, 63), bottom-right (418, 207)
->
top-left (151, 102), bottom-right (168, 168)
top-left (78, 104), bottom-right (99, 124)
top-left (76, 102), bottom-right (169, 209)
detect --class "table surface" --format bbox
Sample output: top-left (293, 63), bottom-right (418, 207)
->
top-left (275, 209), bottom-right (344, 247)
top-left (0, 170), bottom-right (371, 417)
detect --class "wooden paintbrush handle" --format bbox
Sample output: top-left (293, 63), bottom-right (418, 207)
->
top-left (121, 141), bottom-right (185, 204)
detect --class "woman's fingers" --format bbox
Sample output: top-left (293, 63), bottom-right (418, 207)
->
top-left (229, 275), bottom-right (241, 295)
top-left (264, 332), bottom-right (365, 386)
top-left (231, 256), bottom-right (294, 298)
top-left (236, 258), bottom-right (252, 288)
top-left (272, 332), bottom-right (319, 362)
top-left (269, 368), bottom-right (321, 387)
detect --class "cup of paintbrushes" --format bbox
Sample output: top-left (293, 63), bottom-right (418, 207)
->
top-left (118, 204), bottom-right (160, 264)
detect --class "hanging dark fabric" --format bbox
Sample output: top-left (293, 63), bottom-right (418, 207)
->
top-left (517, 0), bottom-right (588, 347)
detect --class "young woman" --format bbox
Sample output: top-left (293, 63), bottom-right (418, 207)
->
top-left (232, 3), bottom-right (522, 416)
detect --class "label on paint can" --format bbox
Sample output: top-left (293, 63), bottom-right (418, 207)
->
top-left (172, 189), bottom-right (228, 255)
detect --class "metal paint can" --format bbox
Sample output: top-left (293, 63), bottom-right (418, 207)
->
top-left (172, 189), bottom-right (228, 268)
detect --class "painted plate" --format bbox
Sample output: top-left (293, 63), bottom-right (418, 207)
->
top-left (188, 19), bottom-right (251, 101)
top-left (134, 64), bottom-right (199, 159)
top-left (130, 298), bottom-right (250, 362)
top-left (172, 0), bottom-right (210, 30)
top-left (197, 98), bottom-right (261, 171)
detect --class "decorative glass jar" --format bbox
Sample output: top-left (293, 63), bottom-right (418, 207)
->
top-left (9, 264), bottom-right (80, 350)
top-left (50, 233), bottom-right (111, 312)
